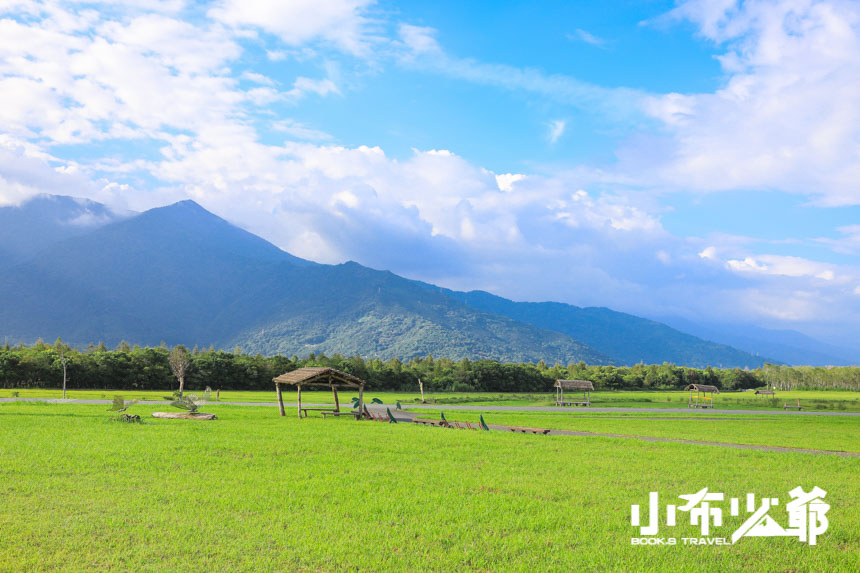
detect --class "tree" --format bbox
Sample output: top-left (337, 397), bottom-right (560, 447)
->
top-left (169, 345), bottom-right (191, 397)
top-left (54, 338), bottom-right (70, 399)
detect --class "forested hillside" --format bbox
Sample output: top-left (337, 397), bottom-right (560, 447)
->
top-left (3, 341), bottom-right (858, 393)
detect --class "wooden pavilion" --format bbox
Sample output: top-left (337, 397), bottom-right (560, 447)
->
top-left (273, 367), bottom-right (365, 418)
top-left (754, 389), bottom-right (775, 397)
top-left (555, 379), bottom-right (594, 407)
top-left (685, 384), bottom-right (719, 409)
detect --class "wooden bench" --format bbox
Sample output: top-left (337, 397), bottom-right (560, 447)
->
top-left (507, 425), bottom-right (551, 435)
top-left (299, 407), bottom-right (339, 418)
top-left (320, 410), bottom-right (363, 420)
top-left (784, 400), bottom-right (803, 411)
top-left (414, 418), bottom-right (445, 426)
top-left (557, 401), bottom-right (590, 407)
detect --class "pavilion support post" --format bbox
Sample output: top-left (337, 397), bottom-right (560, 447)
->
top-left (332, 385), bottom-right (340, 413)
top-left (358, 384), bottom-right (364, 418)
top-left (297, 384), bottom-right (303, 419)
top-left (276, 383), bottom-right (285, 417)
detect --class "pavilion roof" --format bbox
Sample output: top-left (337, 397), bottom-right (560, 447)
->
top-left (273, 367), bottom-right (364, 388)
top-left (554, 379), bottom-right (594, 390)
top-left (684, 384), bottom-right (720, 394)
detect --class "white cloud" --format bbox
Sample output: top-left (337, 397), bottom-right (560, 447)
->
top-left (547, 119), bottom-right (566, 143)
top-left (642, 0), bottom-right (860, 206)
top-left (287, 76), bottom-right (341, 100)
top-left (495, 173), bottom-right (524, 192)
top-left (208, 0), bottom-right (378, 56)
top-left (395, 24), bottom-right (644, 120)
top-left (568, 28), bottom-right (608, 49)
top-left (725, 254), bottom-right (840, 282)
top-left (698, 246), bottom-right (717, 260)
top-left (241, 71), bottom-right (276, 86)
top-left (397, 24), bottom-right (441, 56)
top-left (816, 225), bottom-right (860, 255)
top-left (272, 119), bottom-right (334, 142)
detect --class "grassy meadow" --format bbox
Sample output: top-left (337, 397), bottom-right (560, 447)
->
top-left (0, 400), bottom-right (857, 572)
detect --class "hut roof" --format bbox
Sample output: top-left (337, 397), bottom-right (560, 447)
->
top-left (273, 367), bottom-right (364, 388)
top-left (555, 379), bottom-right (594, 391)
top-left (684, 384), bottom-right (720, 394)
top-left (755, 389), bottom-right (775, 395)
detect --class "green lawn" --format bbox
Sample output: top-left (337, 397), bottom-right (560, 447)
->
top-left (0, 402), bottom-right (857, 571)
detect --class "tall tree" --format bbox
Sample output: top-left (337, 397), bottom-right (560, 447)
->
top-left (169, 345), bottom-right (191, 397)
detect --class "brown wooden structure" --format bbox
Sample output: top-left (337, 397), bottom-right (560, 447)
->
top-left (754, 389), bottom-right (775, 397)
top-left (273, 367), bottom-right (365, 418)
top-left (555, 379), bottom-right (594, 407)
top-left (685, 384), bottom-right (719, 409)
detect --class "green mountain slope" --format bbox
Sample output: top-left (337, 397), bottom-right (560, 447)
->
top-left (219, 262), bottom-right (611, 363)
top-left (0, 199), bottom-right (610, 364)
top-left (434, 289), bottom-right (773, 368)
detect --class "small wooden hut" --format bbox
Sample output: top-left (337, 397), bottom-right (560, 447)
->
top-left (273, 367), bottom-right (365, 418)
top-left (754, 389), bottom-right (775, 397)
top-left (685, 384), bottom-right (719, 409)
top-left (555, 379), bottom-right (594, 407)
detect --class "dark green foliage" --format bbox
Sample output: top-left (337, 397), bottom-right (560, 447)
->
top-left (0, 343), bottom-right (858, 393)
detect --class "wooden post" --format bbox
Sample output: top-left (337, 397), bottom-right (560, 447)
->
top-left (61, 351), bottom-right (68, 400)
top-left (276, 383), bottom-right (285, 417)
top-left (358, 384), bottom-right (364, 416)
top-left (332, 385), bottom-right (340, 413)
top-left (418, 378), bottom-right (424, 403)
top-left (297, 384), bottom-right (303, 418)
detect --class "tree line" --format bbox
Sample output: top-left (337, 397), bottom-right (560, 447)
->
top-left (1, 339), bottom-right (858, 393)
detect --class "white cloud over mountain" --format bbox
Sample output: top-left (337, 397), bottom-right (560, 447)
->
top-left (0, 0), bottom-right (859, 344)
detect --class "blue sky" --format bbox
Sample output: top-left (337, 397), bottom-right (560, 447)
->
top-left (1, 0), bottom-right (859, 346)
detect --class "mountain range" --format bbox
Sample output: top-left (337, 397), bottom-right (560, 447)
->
top-left (0, 194), bottom-right (849, 367)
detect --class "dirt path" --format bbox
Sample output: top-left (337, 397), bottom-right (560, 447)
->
top-left (497, 426), bottom-right (860, 458)
top-left (2, 397), bottom-right (858, 416)
top-left (360, 406), bottom-right (859, 457)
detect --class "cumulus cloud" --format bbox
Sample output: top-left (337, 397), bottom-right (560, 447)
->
top-left (208, 0), bottom-right (378, 56)
top-left (641, 0), bottom-right (860, 206)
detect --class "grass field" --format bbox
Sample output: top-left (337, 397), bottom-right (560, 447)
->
top-left (1, 401), bottom-right (857, 571)
top-left (404, 409), bottom-right (860, 453)
top-left (2, 388), bottom-right (859, 412)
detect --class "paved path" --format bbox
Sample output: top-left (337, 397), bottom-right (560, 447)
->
top-left (399, 404), bottom-right (860, 416)
top-left (2, 397), bottom-right (858, 416)
top-left (4, 398), bottom-right (856, 456)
